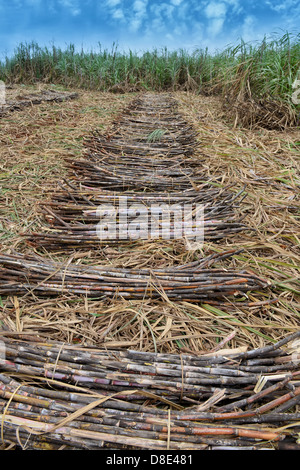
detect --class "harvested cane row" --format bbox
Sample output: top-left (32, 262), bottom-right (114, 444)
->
top-left (0, 89), bottom-right (78, 117)
top-left (25, 184), bottom-right (249, 249)
top-left (1, 332), bottom-right (300, 450)
top-left (25, 93), bottom-right (251, 249)
top-left (69, 94), bottom-right (202, 190)
top-left (83, 93), bottom-right (198, 158)
top-left (0, 250), bottom-right (269, 301)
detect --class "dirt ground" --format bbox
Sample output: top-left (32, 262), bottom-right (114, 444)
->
top-left (0, 84), bottom-right (299, 353)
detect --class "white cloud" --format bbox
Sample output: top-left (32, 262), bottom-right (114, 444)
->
top-left (205, 1), bottom-right (227, 18)
top-left (106, 0), bottom-right (121, 7)
top-left (241, 14), bottom-right (256, 41)
top-left (133, 0), bottom-right (148, 16)
top-left (156, 3), bottom-right (175, 20)
top-left (58, 0), bottom-right (81, 16)
top-left (102, 0), bottom-right (126, 25)
top-left (129, 0), bottom-right (148, 32)
top-left (104, 0), bottom-right (149, 32)
top-left (112, 8), bottom-right (125, 20)
top-left (265, 0), bottom-right (300, 27)
top-left (207, 17), bottom-right (225, 36)
top-left (204, 1), bottom-right (229, 37)
top-left (266, 0), bottom-right (298, 12)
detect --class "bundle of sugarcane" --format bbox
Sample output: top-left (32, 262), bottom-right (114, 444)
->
top-left (81, 92), bottom-right (198, 159)
top-left (67, 157), bottom-right (209, 192)
top-left (83, 148), bottom-right (198, 166)
top-left (37, 182), bottom-right (246, 221)
top-left (84, 126), bottom-right (198, 158)
top-left (0, 89), bottom-right (78, 117)
top-left (25, 220), bottom-right (248, 250)
top-left (69, 156), bottom-right (198, 180)
top-left (83, 138), bottom-right (193, 158)
top-left (82, 143), bottom-right (200, 169)
top-left (0, 250), bottom-right (269, 301)
top-left (25, 183), bottom-right (250, 249)
top-left (119, 94), bottom-right (194, 140)
top-left (87, 109), bottom-right (198, 144)
top-left (53, 93), bottom-right (202, 203)
top-left (1, 331), bottom-right (300, 450)
top-left (103, 120), bottom-right (197, 141)
top-left (116, 92), bottom-right (184, 125)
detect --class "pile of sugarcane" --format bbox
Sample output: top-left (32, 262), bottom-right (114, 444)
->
top-left (0, 89), bottom-right (78, 117)
top-left (83, 93), bottom-right (198, 158)
top-left (25, 182), bottom-right (250, 249)
top-left (68, 93), bottom-right (200, 190)
top-left (0, 250), bottom-right (269, 301)
top-left (1, 331), bottom-right (300, 450)
top-left (67, 156), bottom-right (203, 191)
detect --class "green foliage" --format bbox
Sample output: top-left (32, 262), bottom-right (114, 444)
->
top-left (0, 33), bottom-right (299, 109)
top-left (146, 129), bottom-right (167, 143)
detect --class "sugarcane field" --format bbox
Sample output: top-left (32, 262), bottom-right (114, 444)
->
top-left (0, 30), bottom-right (300, 453)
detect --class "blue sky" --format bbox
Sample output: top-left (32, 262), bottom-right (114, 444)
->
top-left (0, 0), bottom-right (299, 58)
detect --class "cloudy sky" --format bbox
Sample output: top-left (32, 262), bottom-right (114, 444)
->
top-left (0, 0), bottom-right (299, 58)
